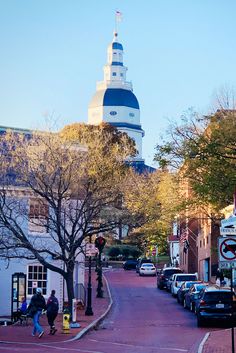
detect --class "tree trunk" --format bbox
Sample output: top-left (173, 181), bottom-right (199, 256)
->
top-left (65, 270), bottom-right (75, 318)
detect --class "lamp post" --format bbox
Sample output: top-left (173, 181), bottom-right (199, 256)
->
top-left (95, 236), bottom-right (106, 298)
top-left (85, 235), bottom-right (93, 316)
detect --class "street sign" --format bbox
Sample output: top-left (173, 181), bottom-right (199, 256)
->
top-left (220, 227), bottom-right (236, 235)
top-left (85, 243), bottom-right (98, 257)
top-left (218, 236), bottom-right (236, 268)
top-left (221, 215), bottom-right (236, 228)
top-left (219, 262), bottom-right (236, 269)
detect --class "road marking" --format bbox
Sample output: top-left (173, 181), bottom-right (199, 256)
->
top-left (89, 339), bottom-right (188, 352)
top-left (197, 332), bottom-right (210, 353)
top-left (0, 341), bottom-right (103, 353)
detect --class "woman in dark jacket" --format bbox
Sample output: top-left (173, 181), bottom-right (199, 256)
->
top-left (28, 288), bottom-right (46, 338)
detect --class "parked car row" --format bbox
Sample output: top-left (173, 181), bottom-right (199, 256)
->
top-left (157, 266), bottom-right (236, 327)
top-left (123, 258), bottom-right (156, 276)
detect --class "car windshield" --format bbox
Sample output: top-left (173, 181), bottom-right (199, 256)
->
top-left (139, 259), bottom-right (152, 264)
top-left (186, 282), bottom-right (196, 288)
top-left (176, 275), bottom-right (197, 281)
top-left (164, 269), bottom-right (182, 276)
top-left (196, 284), bottom-right (206, 291)
top-left (204, 292), bottom-right (232, 302)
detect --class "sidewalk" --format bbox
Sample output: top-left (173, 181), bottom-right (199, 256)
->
top-left (0, 270), bottom-right (112, 343)
top-left (200, 328), bottom-right (236, 353)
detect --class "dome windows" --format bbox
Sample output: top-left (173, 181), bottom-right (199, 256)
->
top-left (129, 112), bottom-right (135, 117)
top-left (110, 111), bottom-right (117, 116)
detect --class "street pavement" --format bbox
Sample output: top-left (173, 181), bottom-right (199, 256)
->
top-left (0, 268), bottom-right (235, 353)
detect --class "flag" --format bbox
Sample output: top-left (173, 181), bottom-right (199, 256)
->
top-left (116, 11), bottom-right (123, 22)
top-left (179, 230), bottom-right (187, 244)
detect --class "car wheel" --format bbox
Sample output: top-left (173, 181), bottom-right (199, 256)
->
top-left (197, 315), bottom-right (204, 327)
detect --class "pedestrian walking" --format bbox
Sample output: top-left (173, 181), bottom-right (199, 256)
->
top-left (46, 289), bottom-right (59, 335)
top-left (216, 268), bottom-right (224, 286)
top-left (27, 287), bottom-right (46, 338)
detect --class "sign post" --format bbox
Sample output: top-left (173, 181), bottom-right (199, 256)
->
top-left (218, 236), bottom-right (236, 353)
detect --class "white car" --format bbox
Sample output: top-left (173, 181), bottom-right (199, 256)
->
top-left (171, 273), bottom-right (198, 296)
top-left (139, 263), bottom-right (156, 276)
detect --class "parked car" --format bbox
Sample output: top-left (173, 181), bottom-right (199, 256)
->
top-left (171, 273), bottom-right (198, 297)
top-left (139, 263), bottom-right (156, 276)
top-left (166, 273), bottom-right (178, 292)
top-left (177, 281), bottom-right (202, 305)
top-left (184, 282), bottom-right (208, 311)
top-left (123, 259), bottom-right (138, 270)
top-left (157, 267), bottom-right (183, 290)
top-left (195, 285), bottom-right (236, 327)
top-left (136, 258), bottom-right (153, 273)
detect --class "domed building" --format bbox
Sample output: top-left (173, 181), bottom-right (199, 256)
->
top-left (88, 31), bottom-right (154, 173)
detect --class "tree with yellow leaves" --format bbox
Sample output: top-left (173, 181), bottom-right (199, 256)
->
top-left (0, 123), bottom-right (136, 313)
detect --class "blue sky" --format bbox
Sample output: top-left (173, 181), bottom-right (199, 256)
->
top-left (0, 1), bottom-right (236, 167)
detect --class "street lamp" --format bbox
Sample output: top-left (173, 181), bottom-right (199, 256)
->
top-left (85, 235), bottom-right (93, 316)
top-left (95, 236), bottom-right (106, 298)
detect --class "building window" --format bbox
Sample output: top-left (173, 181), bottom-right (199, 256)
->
top-left (27, 265), bottom-right (47, 295)
top-left (112, 72), bottom-right (117, 76)
top-left (206, 236), bottom-right (209, 244)
top-left (120, 73), bottom-right (123, 77)
top-left (200, 240), bottom-right (202, 248)
top-left (29, 198), bottom-right (49, 233)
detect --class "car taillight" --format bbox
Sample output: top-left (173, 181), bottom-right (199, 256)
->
top-left (200, 300), bottom-right (206, 306)
top-left (161, 274), bottom-right (165, 279)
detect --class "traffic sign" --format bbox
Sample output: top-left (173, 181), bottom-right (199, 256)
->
top-left (220, 227), bottom-right (236, 235)
top-left (218, 236), bottom-right (236, 264)
top-left (85, 243), bottom-right (98, 257)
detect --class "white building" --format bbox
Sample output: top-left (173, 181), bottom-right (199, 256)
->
top-left (88, 31), bottom-right (145, 164)
top-left (0, 128), bottom-right (85, 318)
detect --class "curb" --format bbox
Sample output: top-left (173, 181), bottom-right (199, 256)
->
top-left (197, 332), bottom-right (210, 353)
top-left (67, 273), bottom-right (113, 341)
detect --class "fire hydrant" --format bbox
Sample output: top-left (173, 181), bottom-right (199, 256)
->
top-left (62, 309), bottom-right (70, 334)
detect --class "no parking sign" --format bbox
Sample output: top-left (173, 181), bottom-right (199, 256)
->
top-left (218, 236), bottom-right (236, 268)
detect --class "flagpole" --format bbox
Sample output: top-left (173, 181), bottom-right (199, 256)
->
top-left (115, 11), bottom-right (117, 34)
top-left (114, 10), bottom-right (122, 35)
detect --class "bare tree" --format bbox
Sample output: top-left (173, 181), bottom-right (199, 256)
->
top-left (0, 124), bottom-right (136, 312)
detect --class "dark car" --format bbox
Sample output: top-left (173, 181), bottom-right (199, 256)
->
top-left (195, 285), bottom-right (236, 327)
top-left (157, 267), bottom-right (183, 290)
top-left (136, 258), bottom-right (153, 273)
top-left (177, 281), bottom-right (202, 305)
top-left (166, 273), bottom-right (175, 292)
top-left (184, 282), bottom-right (208, 311)
top-left (123, 259), bottom-right (138, 270)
